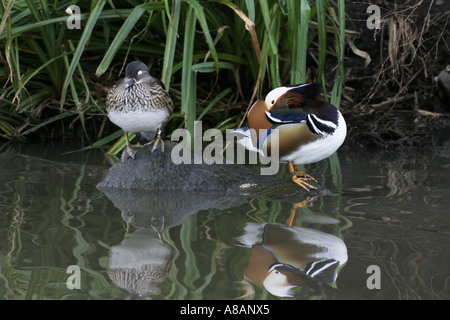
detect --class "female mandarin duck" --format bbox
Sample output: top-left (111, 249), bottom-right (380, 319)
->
top-left (236, 83), bottom-right (347, 192)
top-left (106, 61), bottom-right (173, 161)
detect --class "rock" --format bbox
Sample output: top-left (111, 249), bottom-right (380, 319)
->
top-left (98, 142), bottom-right (265, 191)
top-left (97, 141), bottom-right (331, 211)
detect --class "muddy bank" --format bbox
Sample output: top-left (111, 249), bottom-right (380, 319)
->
top-left (338, 0), bottom-right (449, 152)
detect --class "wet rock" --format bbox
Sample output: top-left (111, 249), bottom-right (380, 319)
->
top-left (97, 141), bottom-right (330, 204)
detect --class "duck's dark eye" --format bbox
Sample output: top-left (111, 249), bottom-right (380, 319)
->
top-left (271, 100), bottom-right (275, 105)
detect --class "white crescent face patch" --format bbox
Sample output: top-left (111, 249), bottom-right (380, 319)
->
top-left (264, 87), bottom-right (290, 109)
top-left (264, 84), bottom-right (311, 109)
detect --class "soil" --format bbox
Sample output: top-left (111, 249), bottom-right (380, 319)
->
top-left (337, 0), bottom-right (450, 154)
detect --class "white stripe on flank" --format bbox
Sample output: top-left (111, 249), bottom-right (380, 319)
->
top-left (308, 114), bottom-right (337, 135)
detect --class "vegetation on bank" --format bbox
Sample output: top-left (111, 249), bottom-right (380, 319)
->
top-left (1, 0), bottom-right (447, 154)
top-left (0, 0), bottom-right (349, 152)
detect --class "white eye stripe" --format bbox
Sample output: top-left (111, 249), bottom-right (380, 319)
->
top-left (265, 84), bottom-right (313, 108)
top-left (265, 87), bottom-right (290, 107)
top-left (137, 70), bottom-right (144, 75)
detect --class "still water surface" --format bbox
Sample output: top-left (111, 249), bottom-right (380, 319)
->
top-left (0, 142), bottom-right (449, 300)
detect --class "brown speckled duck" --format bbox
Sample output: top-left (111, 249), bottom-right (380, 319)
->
top-left (106, 61), bottom-right (173, 161)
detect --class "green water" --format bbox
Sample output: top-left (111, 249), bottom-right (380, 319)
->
top-left (0, 142), bottom-right (449, 300)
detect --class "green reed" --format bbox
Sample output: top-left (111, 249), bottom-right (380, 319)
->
top-left (1, 0), bottom-right (348, 158)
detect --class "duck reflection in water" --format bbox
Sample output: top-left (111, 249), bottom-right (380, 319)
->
top-left (101, 190), bottom-right (178, 298)
top-left (100, 187), bottom-right (250, 299)
top-left (234, 222), bottom-right (348, 298)
top-left (107, 227), bottom-right (174, 299)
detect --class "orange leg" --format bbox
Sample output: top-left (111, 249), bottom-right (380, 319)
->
top-left (287, 196), bottom-right (318, 227)
top-left (288, 162), bottom-right (318, 192)
top-left (287, 207), bottom-right (298, 227)
top-left (293, 164), bottom-right (318, 183)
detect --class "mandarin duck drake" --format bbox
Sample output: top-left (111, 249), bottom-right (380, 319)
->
top-left (106, 61), bottom-right (173, 161)
top-left (235, 83), bottom-right (347, 192)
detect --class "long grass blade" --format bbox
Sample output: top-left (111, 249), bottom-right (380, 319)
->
top-left (330, 0), bottom-right (346, 108)
top-left (197, 87), bottom-right (232, 121)
top-left (21, 111), bottom-right (74, 136)
top-left (316, 0), bottom-right (327, 86)
top-left (77, 129), bottom-right (128, 152)
top-left (259, 0), bottom-right (278, 56)
top-left (181, 5), bottom-right (197, 130)
top-left (291, 0), bottom-right (310, 83)
top-left (96, 6), bottom-right (145, 76)
top-left (60, 0), bottom-right (107, 109)
top-left (65, 40), bottom-right (91, 143)
top-left (161, 0), bottom-right (181, 88)
top-left (191, 61), bottom-right (235, 73)
top-left (0, 9), bottom-right (139, 41)
top-left (268, 3), bottom-right (281, 88)
top-left (184, 0), bottom-right (219, 74)
top-left (0, 0), bottom-right (14, 36)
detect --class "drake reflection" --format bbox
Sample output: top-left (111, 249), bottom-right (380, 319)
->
top-left (234, 223), bottom-right (348, 298)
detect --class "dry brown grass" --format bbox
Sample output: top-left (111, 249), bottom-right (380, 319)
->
top-left (352, 0), bottom-right (449, 112)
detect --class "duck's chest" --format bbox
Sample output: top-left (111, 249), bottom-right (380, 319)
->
top-left (107, 108), bottom-right (170, 133)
